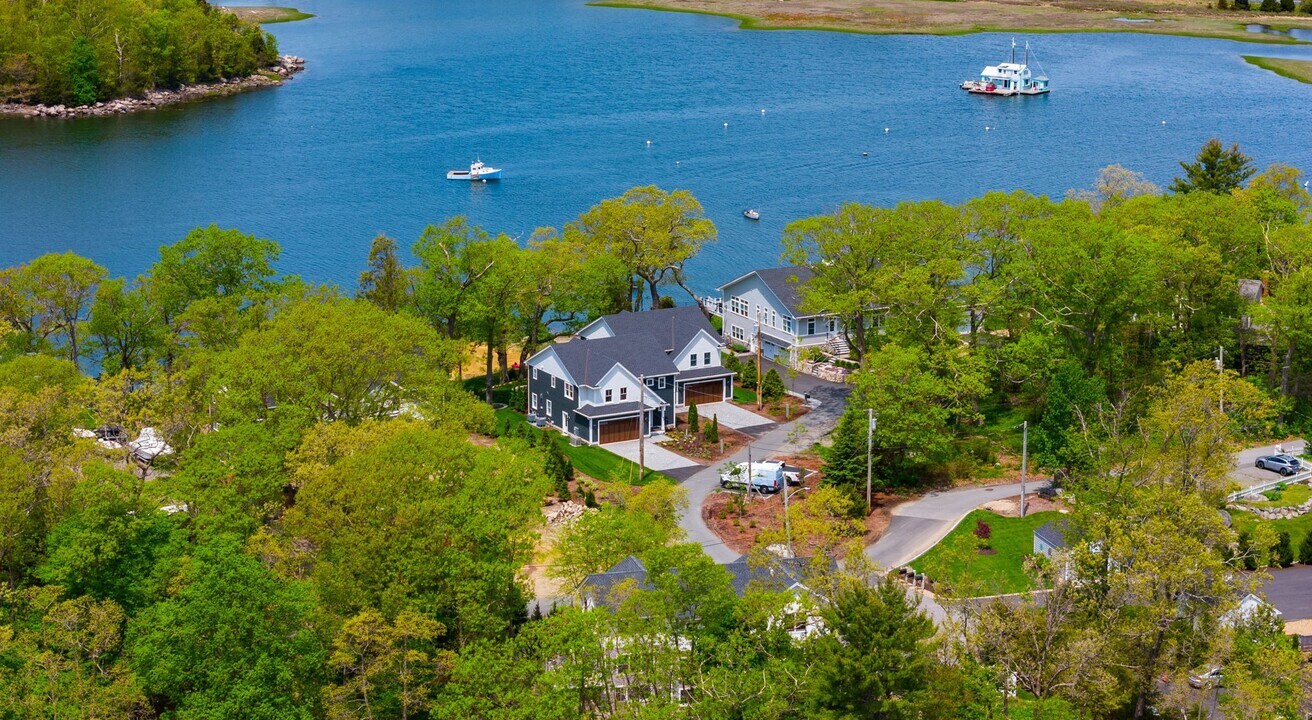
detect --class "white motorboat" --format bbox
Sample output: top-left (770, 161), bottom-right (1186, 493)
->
top-left (743, 209), bottom-right (760, 220)
top-left (446, 160), bottom-right (502, 181)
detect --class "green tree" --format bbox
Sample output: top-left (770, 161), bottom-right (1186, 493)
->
top-left (568, 186), bottom-right (716, 310)
top-left (25, 252), bottom-right (108, 369)
top-left (1032, 361), bottom-right (1106, 474)
top-left (761, 367), bottom-right (787, 402)
top-left (1170, 138), bottom-right (1256, 194)
top-left (128, 537), bottom-right (325, 720)
top-left (704, 414), bottom-right (719, 444)
top-left (356, 234), bottom-right (410, 312)
top-left (323, 609), bottom-right (451, 720)
top-left (688, 401), bottom-right (700, 433)
top-left (807, 578), bottom-right (937, 719)
top-left (550, 505), bottom-right (670, 588)
top-left (823, 405), bottom-right (870, 488)
top-left (87, 277), bottom-right (159, 373)
top-left (1300, 530), bottom-right (1312, 563)
top-left (1273, 530), bottom-right (1294, 567)
top-left (412, 216), bottom-right (500, 339)
top-left (67, 36), bottom-right (100, 105)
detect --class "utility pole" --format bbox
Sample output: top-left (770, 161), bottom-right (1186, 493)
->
top-left (638, 374), bottom-right (646, 484)
top-left (866, 409), bottom-right (876, 515)
top-left (746, 442), bottom-right (753, 501)
top-left (1218, 345), bottom-right (1225, 414)
top-left (783, 480), bottom-right (794, 557)
top-left (1019, 420), bottom-right (1028, 518)
top-left (755, 308), bottom-right (764, 411)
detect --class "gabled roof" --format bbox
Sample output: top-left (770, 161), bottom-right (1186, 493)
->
top-left (578, 555), bottom-right (652, 606)
top-left (589, 306), bottom-right (720, 354)
top-left (724, 553), bottom-right (811, 596)
top-left (551, 335), bottom-right (679, 386)
top-left (1034, 521), bottom-right (1069, 550)
top-left (718, 266), bottom-right (817, 317)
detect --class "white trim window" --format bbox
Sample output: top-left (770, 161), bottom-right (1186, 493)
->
top-left (806, 318), bottom-right (816, 335)
top-left (658, 377), bottom-right (666, 389)
top-left (562, 411), bottom-right (568, 429)
top-left (605, 389), bottom-right (613, 403)
top-left (546, 399), bottom-right (553, 416)
top-left (620, 387), bottom-right (628, 401)
top-left (730, 296), bottom-right (748, 316)
top-left (565, 384), bottom-right (575, 400)
top-left (645, 378), bottom-right (654, 387)
top-left (731, 325), bottom-right (746, 342)
top-left (550, 375), bottom-right (556, 389)
top-left (531, 394), bottom-right (538, 410)
top-left (784, 317), bottom-right (793, 334)
top-left (702, 351), bottom-right (711, 366)
top-left (690, 353), bottom-right (698, 367)
top-left (532, 367), bottom-right (539, 380)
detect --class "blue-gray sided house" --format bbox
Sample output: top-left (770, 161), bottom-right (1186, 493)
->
top-left (525, 306), bottom-right (734, 445)
top-left (717, 266), bottom-right (848, 367)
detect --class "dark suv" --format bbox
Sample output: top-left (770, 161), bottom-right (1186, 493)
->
top-left (1255, 454), bottom-right (1302, 476)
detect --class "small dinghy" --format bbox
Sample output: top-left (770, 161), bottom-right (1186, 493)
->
top-left (446, 160), bottom-right (502, 181)
top-left (743, 209), bottom-right (760, 220)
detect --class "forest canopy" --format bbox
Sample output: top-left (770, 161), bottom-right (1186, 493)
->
top-left (0, 0), bottom-right (279, 105)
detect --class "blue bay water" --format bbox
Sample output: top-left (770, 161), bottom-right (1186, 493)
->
top-left (2, 0), bottom-right (1311, 294)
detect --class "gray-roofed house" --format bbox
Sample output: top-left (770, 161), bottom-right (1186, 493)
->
top-left (525, 306), bottom-right (734, 445)
top-left (578, 552), bottom-right (825, 638)
top-left (717, 266), bottom-right (848, 367)
top-left (1033, 521), bottom-right (1069, 558)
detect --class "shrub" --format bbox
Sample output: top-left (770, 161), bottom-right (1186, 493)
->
top-left (1260, 0), bottom-right (1279, 10)
top-left (1237, 529), bottom-right (1258, 570)
top-left (973, 520), bottom-right (993, 546)
top-left (688, 402), bottom-right (700, 434)
top-left (704, 415), bottom-right (720, 444)
top-left (1217, 0), bottom-right (1229, 8)
top-left (761, 368), bottom-right (787, 402)
top-left (738, 361), bottom-right (758, 389)
top-left (583, 488), bottom-right (598, 508)
top-left (1281, 0), bottom-right (1295, 10)
top-left (1234, 0), bottom-right (1250, 8)
top-left (508, 385), bottom-right (528, 412)
top-left (1275, 530), bottom-right (1295, 567)
top-left (540, 434), bottom-right (574, 501)
top-left (1301, 0), bottom-right (1312, 14)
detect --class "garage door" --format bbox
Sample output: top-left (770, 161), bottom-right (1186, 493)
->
top-left (684, 380), bottom-right (724, 406)
top-left (598, 417), bottom-right (639, 444)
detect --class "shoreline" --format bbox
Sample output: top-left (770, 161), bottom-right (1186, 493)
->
top-left (219, 5), bottom-right (316, 24)
top-left (1243, 54), bottom-right (1312, 82)
top-left (0, 56), bottom-right (305, 119)
top-left (587, 0), bottom-right (1312, 45)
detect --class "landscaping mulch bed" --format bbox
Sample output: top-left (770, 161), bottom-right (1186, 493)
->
top-left (658, 424), bottom-right (752, 462)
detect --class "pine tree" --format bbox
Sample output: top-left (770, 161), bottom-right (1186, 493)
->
top-left (1261, 0), bottom-right (1280, 10)
top-left (761, 368), bottom-right (787, 402)
top-left (1170, 138), bottom-right (1255, 194)
top-left (1275, 530), bottom-right (1295, 567)
top-left (688, 402), bottom-right (700, 434)
top-left (824, 406), bottom-right (870, 487)
top-left (704, 415), bottom-right (719, 444)
top-left (1281, 0), bottom-right (1295, 11)
top-left (357, 234), bottom-right (409, 312)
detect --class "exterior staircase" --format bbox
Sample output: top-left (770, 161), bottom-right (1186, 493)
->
top-left (825, 335), bottom-right (850, 359)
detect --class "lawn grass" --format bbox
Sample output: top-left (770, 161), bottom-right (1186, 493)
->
top-left (462, 376), bottom-right (520, 405)
top-left (1242, 482), bottom-right (1312, 508)
top-left (494, 409), bottom-right (672, 486)
top-left (911, 509), bottom-right (1063, 596)
top-left (1230, 507), bottom-right (1312, 553)
top-left (733, 386), bottom-right (757, 404)
top-left (1243, 55), bottom-right (1312, 84)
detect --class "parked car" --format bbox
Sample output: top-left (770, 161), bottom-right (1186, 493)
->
top-left (1255, 454), bottom-right (1302, 476)
top-left (720, 461), bottom-right (784, 493)
top-left (1187, 666), bottom-right (1223, 689)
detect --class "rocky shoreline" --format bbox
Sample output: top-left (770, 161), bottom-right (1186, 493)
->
top-left (0, 55), bottom-right (305, 119)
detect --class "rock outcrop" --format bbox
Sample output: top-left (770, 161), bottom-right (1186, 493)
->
top-left (0, 55), bottom-right (305, 118)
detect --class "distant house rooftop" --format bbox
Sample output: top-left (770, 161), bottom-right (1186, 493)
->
top-left (1034, 521), bottom-right (1069, 551)
top-left (578, 552), bottom-right (814, 610)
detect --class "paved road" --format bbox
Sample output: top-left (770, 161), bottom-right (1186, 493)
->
top-left (1230, 438), bottom-right (1306, 491)
top-left (864, 480), bottom-right (1049, 570)
top-left (678, 371), bottom-right (851, 563)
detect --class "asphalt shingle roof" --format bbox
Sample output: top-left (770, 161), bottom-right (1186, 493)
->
top-left (1034, 521), bottom-right (1069, 550)
top-left (749, 267), bottom-right (816, 317)
top-left (552, 335), bottom-right (679, 386)
top-left (595, 305), bottom-right (719, 354)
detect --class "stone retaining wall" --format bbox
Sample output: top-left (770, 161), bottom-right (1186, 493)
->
top-left (1229, 497), bottom-right (1312, 520)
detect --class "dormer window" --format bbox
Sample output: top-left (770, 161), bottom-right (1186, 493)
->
top-left (703, 352), bottom-right (711, 366)
top-left (620, 388), bottom-right (628, 401)
top-left (690, 353), bottom-right (698, 367)
top-left (605, 389), bottom-right (613, 403)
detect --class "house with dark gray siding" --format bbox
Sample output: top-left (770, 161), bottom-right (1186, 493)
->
top-left (525, 306), bottom-right (734, 445)
top-left (717, 266), bottom-right (848, 367)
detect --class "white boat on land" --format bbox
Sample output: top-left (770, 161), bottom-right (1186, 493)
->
top-left (743, 209), bottom-right (760, 220)
top-left (961, 40), bottom-right (1050, 96)
top-left (446, 160), bottom-right (502, 181)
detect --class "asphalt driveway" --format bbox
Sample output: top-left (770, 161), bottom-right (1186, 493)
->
top-left (1230, 439), bottom-right (1306, 491)
top-left (1261, 565), bottom-right (1312, 621)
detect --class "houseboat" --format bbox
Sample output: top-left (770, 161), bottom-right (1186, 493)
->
top-left (961, 40), bottom-right (1050, 96)
top-left (446, 160), bottom-right (502, 181)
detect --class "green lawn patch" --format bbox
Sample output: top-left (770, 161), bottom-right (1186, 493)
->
top-left (1244, 55), bottom-right (1312, 84)
top-left (911, 509), bottom-right (1063, 596)
top-left (493, 409), bottom-right (671, 486)
top-left (1242, 482), bottom-right (1312, 508)
top-left (1230, 507), bottom-right (1312, 553)
top-left (733, 386), bottom-right (757, 404)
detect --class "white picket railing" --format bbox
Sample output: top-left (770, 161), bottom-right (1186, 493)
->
top-left (1228, 469), bottom-right (1312, 502)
